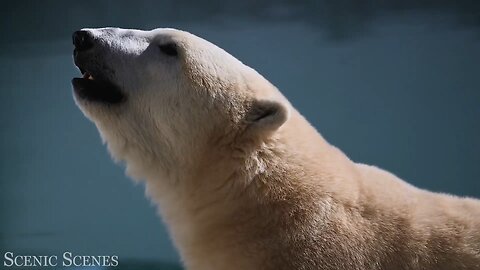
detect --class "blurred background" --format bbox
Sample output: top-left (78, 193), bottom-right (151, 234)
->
top-left (0, 1), bottom-right (479, 269)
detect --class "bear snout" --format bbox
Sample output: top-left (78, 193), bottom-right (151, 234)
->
top-left (72, 29), bottom-right (105, 77)
top-left (72, 30), bottom-right (98, 69)
top-left (72, 30), bottom-right (94, 52)
top-left (71, 29), bottom-right (126, 104)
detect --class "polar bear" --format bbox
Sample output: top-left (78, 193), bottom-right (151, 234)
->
top-left (71, 27), bottom-right (480, 270)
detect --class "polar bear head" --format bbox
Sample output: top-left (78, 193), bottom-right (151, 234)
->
top-left (72, 28), bottom-right (291, 182)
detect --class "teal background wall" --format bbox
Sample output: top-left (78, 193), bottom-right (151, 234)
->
top-left (1, 1), bottom-right (479, 269)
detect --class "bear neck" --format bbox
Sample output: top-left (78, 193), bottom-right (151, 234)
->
top-left (137, 109), bottom-right (361, 269)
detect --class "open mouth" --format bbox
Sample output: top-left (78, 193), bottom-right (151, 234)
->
top-left (72, 68), bottom-right (125, 104)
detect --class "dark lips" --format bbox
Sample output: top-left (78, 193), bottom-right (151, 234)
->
top-left (72, 76), bottom-right (125, 104)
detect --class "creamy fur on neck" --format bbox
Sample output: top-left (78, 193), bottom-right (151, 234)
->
top-left (113, 108), bottom-right (480, 270)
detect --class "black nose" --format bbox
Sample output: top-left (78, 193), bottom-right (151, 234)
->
top-left (72, 30), bottom-right (94, 51)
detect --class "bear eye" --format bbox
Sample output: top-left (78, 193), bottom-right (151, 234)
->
top-left (158, 43), bottom-right (178, 57)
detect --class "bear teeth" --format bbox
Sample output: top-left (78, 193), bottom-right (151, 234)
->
top-left (83, 72), bottom-right (95, 80)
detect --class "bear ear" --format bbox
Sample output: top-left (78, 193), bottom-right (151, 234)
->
top-left (244, 99), bottom-right (289, 136)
